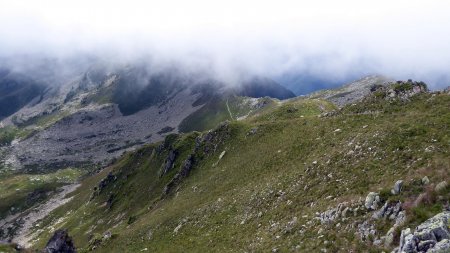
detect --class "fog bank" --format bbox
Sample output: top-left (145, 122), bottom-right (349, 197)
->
top-left (1, 0), bottom-right (450, 91)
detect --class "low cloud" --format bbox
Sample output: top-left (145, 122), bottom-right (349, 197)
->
top-left (1, 0), bottom-right (449, 90)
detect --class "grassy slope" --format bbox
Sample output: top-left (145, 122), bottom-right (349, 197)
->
top-left (179, 95), bottom-right (278, 133)
top-left (178, 97), bottom-right (232, 133)
top-left (0, 126), bottom-right (18, 146)
top-left (0, 168), bottom-right (81, 219)
top-left (28, 92), bottom-right (450, 252)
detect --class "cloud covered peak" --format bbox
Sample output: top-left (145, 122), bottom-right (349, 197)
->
top-left (1, 0), bottom-right (450, 90)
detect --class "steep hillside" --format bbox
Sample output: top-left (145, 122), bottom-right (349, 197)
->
top-left (12, 81), bottom-right (448, 252)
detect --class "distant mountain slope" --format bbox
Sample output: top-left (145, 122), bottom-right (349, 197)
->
top-left (0, 70), bottom-right (45, 121)
top-left (309, 75), bottom-right (393, 107)
top-left (274, 73), bottom-right (346, 95)
top-left (238, 77), bottom-right (296, 100)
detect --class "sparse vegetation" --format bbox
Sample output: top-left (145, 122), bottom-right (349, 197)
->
top-left (0, 126), bottom-right (18, 146)
top-left (20, 90), bottom-right (449, 252)
top-left (0, 168), bottom-right (82, 219)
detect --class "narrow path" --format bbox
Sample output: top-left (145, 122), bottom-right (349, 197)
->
top-left (226, 99), bottom-right (234, 120)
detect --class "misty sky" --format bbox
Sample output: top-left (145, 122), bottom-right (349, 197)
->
top-left (1, 0), bottom-right (450, 91)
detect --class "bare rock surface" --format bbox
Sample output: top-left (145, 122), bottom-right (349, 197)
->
top-left (43, 229), bottom-right (76, 253)
top-left (395, 211), bottom-right (450, 253)
top-left (8, 88), bottom-right (202, 172)
top-left (309, 75), bottom-right (393, 107)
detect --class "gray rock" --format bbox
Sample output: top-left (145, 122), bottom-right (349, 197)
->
top-left (43, 229), bottom-right (76, 253)
top-left (163, 154), bottom-right (195, 195)
top-left (401, 233), bottom-right (418, 253)
top-left (317, 202), bottom-right (349, 224)
top-left (417, 240), bottom-right (436, 252)
top-left (435, 181), bottom-right (448, 192)
top-left (422, 176), bottom-right (430, 185)
top-left (415, 212), bottom-right (450, 241)
top-left (399, 228), bottom-right (412, 251)
top-left (357, 220), bottom-right (376, 241)
top-left (395, 211), bottom-right (406, 227)
top-left (383, 208), bottom-right (406, 248)
top-left (103, 231), bottom-right (111, 240)
top-left (373, 201), bottom-right (390, 219)
top-left (373, 201), bottom-right (403, 221)
top-left (428, 239), bottom-right (450, 253)
top-left (385, 227), bottom-right (395, 247)
top-left (308, 75), bottom-right (393, 108)
top-left (365, 192), bottom-right (380, 210)
top-left (391, 202), bottom-right (403, 220)
top-left (161, 149), bottom-right (177, 176)
top-left (373, 239), bottom-right (383, 246)
top-left (247, 127), bottom-right (258, 136)
top-left (397, 212), bottom-right (450, 253)
top-left (392, 180), bottom-right (404, 195)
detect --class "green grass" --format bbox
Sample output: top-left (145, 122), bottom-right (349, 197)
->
top-left (15, 110), bottom-right (71, 130)
top-left (250, 98), bottom-right (336, 122)
top-left (0, 126), bottom-right (18, 146)
top-left (0, 244), bottom-right (17, 253)
top-left (4, 110), bottom-right (73, 144)
top-left (17, 92), bottom-right (450, 252)
top-left (178, 95), bottom-right (259, 132)
top-left (0, 168), bottom-right (82, 219)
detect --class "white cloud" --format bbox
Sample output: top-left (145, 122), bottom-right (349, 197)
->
top-left (1, 0), bottom-right (450, 88)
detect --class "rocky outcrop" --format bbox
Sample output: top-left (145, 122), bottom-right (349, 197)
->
top-left (372, 201), bottom-right (405, 222)
top-left (317, 201), bottom-right (352, 224)
top-left (161, 149), bottom-right (177, 177)
top-left (97, 172), bottom-right (116, 193)
top-left (315, 190), bottom-right (407, 248)
top-left (163, 155), bottom-right (195, 195)
top-left (43, 229), bottom-right (76, 253)
top-left (309, 75), bottom-right (393, 107)
top-left (179, 155), bottom-right (194, 178)
top-left (195, 121), bottom-right (231, 155)
top-left (370, 80), bottom-right (428, 101)
top-left (435, 181), bottom-right (448, 193)
top-left (357, 220), bottom-right (377, 242)
top-left (91, 172), bottom-right (117, 200)
top-left (390, 80), bottom-right (428, 99)
top-left (428, 239), bottom-right (450, 253)
top-left (162, 122), bottom-right (230, 196)
top-left (371, 201), bottom-right (406, 247)
top-left (394, 212), bottom-right (450, 253)
top-left (392, 180), bottom-right (404, 195)
top-left (365, 192), bottom-right (381, 210)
